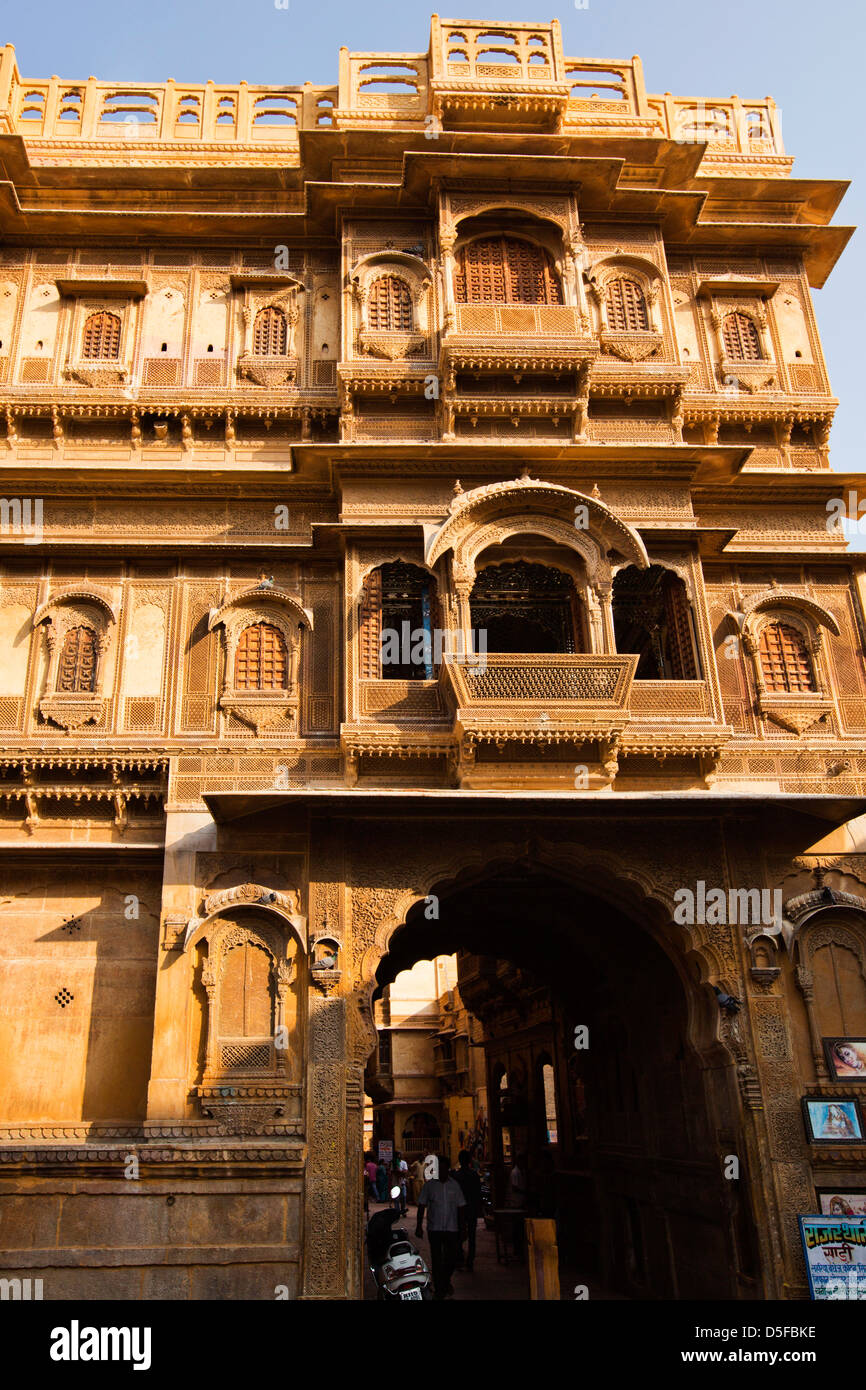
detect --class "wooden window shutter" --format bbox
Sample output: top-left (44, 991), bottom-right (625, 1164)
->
top-left (252, 306), bottom-right (288, 356)
top-left (359, 568), bottom-right (382, 680)
top-left (662, 579), bottom-right (697, 679)
top-left (722, 311), bottom-right (761, 362)
top-left (368, 276), bottom-right (413, 331)
top-left (234, 622), bottom-right (288, 690)
top-left (455, 236), bottom-right (561, 305)
top-left (82, 310), bottom-right (122, 360)
top-left (58, 625), bottom-right (97, 693)
top-left (605, 278), bottom-right (649, 332)
top-left (759, 622), bottom-right (814, 693)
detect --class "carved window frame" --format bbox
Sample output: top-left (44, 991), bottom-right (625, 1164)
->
top-left (794, 913), bottom-right (866, 1081)
top-left (586, 257), bottom-right (663, 331)
top-left (709, 295), bottom-right (777, 391)
top-left (63, 296), bottom-right (136, 385)
top-left (358, 557), bottom-right (440, 681)
top-left (209, 587), bottom-right (313, 735)
top-left (235, 282), bottom-right (302, 385)
top-left (452, 233), bottom-right (563, 306)
top-left (585, 255), bottom-right (666, 361)
top-left (745, 610), bottom-right (823, 695)
top-left (738, 598), bottom-right (839, 733)
top-left (33, 588), bottom-right (118, 730)
top-left (349, 252), bottom-right (431, 359)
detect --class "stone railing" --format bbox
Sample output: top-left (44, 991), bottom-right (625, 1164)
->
top-left (442, 653), bottom-right (637, 716)
top-left (628, 680), bottom-right (711, 718)
top-left (0, 39), bottom-right (784, 157)
top-left (450, 304), bottom-right (586, 338)
top-left (0, 50), bottom-right (336, 142)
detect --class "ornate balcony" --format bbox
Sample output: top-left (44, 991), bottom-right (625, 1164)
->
top-left (441, 303), bottom-right (596, 375)
top-left (440, 653), bottom-right (638, 786)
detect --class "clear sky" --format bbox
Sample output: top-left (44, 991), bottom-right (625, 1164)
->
top-left (3, 0), bottom-right (863, 529)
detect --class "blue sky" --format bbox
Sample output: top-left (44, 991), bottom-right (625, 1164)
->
top-left (3, 0), bottom-right (863, 523)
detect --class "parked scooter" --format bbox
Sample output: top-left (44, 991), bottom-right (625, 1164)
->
top-left (367, 1186), bottom-right (433, 1300)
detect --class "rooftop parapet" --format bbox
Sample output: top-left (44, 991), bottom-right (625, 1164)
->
top-left (0, 16), bottom-right (788, 174)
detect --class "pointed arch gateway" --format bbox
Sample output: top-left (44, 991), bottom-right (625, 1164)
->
top-left (362, 856), bottom-right (762, 1301)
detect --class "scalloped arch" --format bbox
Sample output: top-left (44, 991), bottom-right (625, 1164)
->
top-left (424, 479), bottom-right (648, 575)
top-left (34, 588), bottom-right (118, 628)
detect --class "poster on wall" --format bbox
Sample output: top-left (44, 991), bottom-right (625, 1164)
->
top-left (377, 1139), bottom-right (393, 1164)
top-left (799, 1215), bottom-right (866, 1299)
top-left (818, 1192), bottom-right (866, 1217)
top-left (801, 1096), bottom-right (863, 1143)
top-left (823, 1038), bottom-right (866, 1081)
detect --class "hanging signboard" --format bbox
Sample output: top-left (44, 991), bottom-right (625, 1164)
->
top-left (377, 1139), bottom-right (393, 1165)
top-left (799, 1215), bottom-right (866, 1299)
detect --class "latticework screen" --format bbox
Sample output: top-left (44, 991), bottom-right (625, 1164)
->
top-left (454, 236), bottom-right (562, 305)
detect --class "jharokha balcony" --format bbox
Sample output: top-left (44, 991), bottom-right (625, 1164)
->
top-left (440, 652), bottom-right (637, 785)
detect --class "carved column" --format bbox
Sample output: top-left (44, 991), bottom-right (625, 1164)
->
top-left (439, 226), bottom-right (457, 333)
top-left (795, 964), bottom-right (828, 1080)
top-left (302, 847), bottom-right (350, 1299)
top-left (452, 567), bottom-right (474, 657)
top-left (301, 991), bottom-right (348, 1299)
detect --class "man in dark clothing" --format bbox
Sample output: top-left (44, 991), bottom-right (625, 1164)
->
top-left (367, 1202), bottom-right (403, 1270)
top-left (452, 1150), bottom-right (483, 1272)
top-left (416, 1155), bottom-right (466, 1299)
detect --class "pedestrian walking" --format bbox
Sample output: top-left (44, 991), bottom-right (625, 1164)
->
top-left (394, 1150), bottom-right (409, 1215)
top-left (364, 1151), bottom-right (378, 1207)
top-left (452, 1150), bottom-right (482, 1272)
top-left (416, 1155), bottom-right (466, 1300)
top-left (376, 1157), bottom-right (389, 1203)
top-left (409, 1156), bottom-right (424, 1204)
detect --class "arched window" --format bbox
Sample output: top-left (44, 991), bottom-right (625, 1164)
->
top-left (82, 311), bottom-right (121, 360)
top-left (605, 278), bottom-right (649, 332)
top-left (454, 236), bottom-right (562, 305)
top-left (722, 311), bottom-right (762, 362)
top-left (252, 305), bottom-right (288, 356)
top-left (367, 275), bottom-right (413, 331)
top-left (540, 1060), bottom-right (558, 1145)
top-left (234, 622), bottom-right (288, 691)
top-left (220, 940), bottom-right (274, 1068)
top-left (470, 561), bottom-right (582, 654)
top-left (57, 625), bottom-right (97, 693)
top-left (758, 621), bottom-right (815, 693)
top-left (359, 561), bottom-right (439, 680)
top-left (613, 565), bottom-right (698, 679)
top-left (806, 925), bottom-right (866, 1036)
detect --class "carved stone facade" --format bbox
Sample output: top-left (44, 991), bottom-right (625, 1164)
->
top-left (0, 16), bottom-right (863, 1301)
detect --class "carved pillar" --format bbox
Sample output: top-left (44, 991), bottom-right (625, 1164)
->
top-left (597, 581), bottom-right (616, 654)
top-left (439, 226), bottom-right (457, 333)
top-left (302, 848), bottom-right (350, 1299)
top-left (452, 569), bottom-right (474, 657)
top-left (301, 991), bottom-right (349, 1299)
top-left (795, 964), bottom-right (828, 1080)
top-left (584, 584), bottom-right (604, 654)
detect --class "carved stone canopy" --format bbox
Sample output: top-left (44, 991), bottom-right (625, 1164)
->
top-left (730, 591), bottom-right (841, 639)
top-left (424, 476), bottom-right (648, 584)
top-left (208, 586), bottom-right (313, 637)
top-left (34, 586), bottom-right (118, 639)
top-left (183, 882), bottom-right (307, 952)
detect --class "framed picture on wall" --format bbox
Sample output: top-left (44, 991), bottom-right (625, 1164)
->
top-left (823, 1038), bottom-right (866, 1082)
top-left (817, 1190), bottom-right (866, 1217)
top-left (802, 1097), bottom-right (864, 1144)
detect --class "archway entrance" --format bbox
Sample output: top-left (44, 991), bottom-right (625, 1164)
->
top-left (366, 863), bottom-right (760, 1300)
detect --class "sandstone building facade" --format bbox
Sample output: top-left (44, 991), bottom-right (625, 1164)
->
top-left (0, 16), bottom-right (864, 1300)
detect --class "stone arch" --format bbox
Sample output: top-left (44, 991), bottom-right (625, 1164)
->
top-left (355, 849), bottom-right (753, 1298)
top-left (354, 845), bottom-right (739, 1059)
top-left (425, 477), bottom-right (648, 581)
